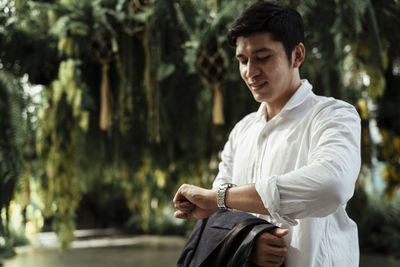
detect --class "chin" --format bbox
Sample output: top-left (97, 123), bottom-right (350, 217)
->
top-left (253, 98), bottom-right (264, 103)
top-left (252, 94), bottom-right (268, 103)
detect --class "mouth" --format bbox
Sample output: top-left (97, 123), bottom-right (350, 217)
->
top-left (249, 81), bottom-right (267, 91)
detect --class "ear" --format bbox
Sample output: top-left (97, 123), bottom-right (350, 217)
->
top-left (292, 42), bottom-right (305, 68)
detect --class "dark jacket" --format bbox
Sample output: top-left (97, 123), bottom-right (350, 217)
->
top-left (177, 210), bottom-right (278, 267)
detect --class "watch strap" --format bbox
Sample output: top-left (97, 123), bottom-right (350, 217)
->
top-left (217, 183), bottom-right (236, 210)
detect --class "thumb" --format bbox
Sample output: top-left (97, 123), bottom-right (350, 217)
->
top-left (272, 228), bottom-right (289, 237)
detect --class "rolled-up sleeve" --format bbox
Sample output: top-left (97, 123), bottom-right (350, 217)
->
top-left (255, 104), bottom-right (361, 226)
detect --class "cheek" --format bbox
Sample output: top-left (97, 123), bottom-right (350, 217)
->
top-left (265, 63), bottom-right (284, 80)
top-left (239, 65), bottom-right (247, 79)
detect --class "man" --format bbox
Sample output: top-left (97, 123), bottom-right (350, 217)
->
top-left (173, 2), bottom-right (361, 267)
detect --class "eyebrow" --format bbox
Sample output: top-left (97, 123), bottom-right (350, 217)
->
top-left (236, 48), bottom-right (273, 58)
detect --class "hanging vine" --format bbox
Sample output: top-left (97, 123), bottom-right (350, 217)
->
top-left (0, 70), bottom-right (25, 262)
top-left (142, 7), bottom-right (161, 143)
top-left (90, 35), bottom-right (114, 131)
top-left (175, 0), bottom-right (253, 125)
top-left (197, 44), bottom-right (227, 125)
top-left (36, 58), bottom-right (89, 250)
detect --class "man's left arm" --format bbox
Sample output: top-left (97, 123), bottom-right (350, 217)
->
top-left (174, 104), bottom-right (361, 225)
top-left (173, 183), bottom-right (269, 219)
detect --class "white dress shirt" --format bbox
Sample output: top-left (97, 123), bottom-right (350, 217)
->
top-left (213, 80), bottom-right (361, 267)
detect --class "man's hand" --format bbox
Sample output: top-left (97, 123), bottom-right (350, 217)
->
top-left (251, 228), bottom-right (288, 267)
top-left (173, 184), bottom-right (218, 219)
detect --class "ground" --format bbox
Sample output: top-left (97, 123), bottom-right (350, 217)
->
top-left (3, 229), bottom-right (400, 267)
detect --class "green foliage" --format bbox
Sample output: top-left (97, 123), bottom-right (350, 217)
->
top-left (0, 1), bottom-right (59, 85)
top-left (1, 0), bottom-right (400, 255)
top-left (0, 70), bottom-right (24, 262)
top-left (0, 241), bottom-right (16, 266)
top-left (348, 185), bottom-right (400, 258)
top-left (378, 129), bottom-right (400, 200)
top-left (374, 0), bottom-right (400, 199)
top-left (175, 0), bottom-right (253, 75)
top-left (36, 59), bottom-right (88, 250)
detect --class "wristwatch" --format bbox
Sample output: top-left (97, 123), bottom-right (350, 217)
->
top-left (217, 183), bottom-right (236, 210)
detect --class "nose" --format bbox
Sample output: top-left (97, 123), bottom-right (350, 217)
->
top-left (246, 60), bottom-right (260, 79)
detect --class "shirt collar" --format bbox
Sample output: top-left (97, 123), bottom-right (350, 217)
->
top-left (255, 79), bottom-right (313, 120)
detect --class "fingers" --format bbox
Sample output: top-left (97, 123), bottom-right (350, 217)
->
top-left (174, 210), bottom-right (193, 219)
top-left (252, 250), bottom-right (286, 267)
top-left (172, 184), bottom-right (216, 220)
top-left (252, 249), bottom-right (286, 267)
top-left (251, 230), bottom-right (288, 267)
top-left (173, 184), bottom-right (195, 215)
top-left (174, 206), bottom-right (210, 220)
top-left (256, 260), bottom-right (284, 267)
top-left (257, 231), bottom-right (286, 248)
top-left (261, 244), bottom-right (287, 257)
top-left (272, 228), bottom-right (289, 238)
top-left (174, 199), bottom-right (194, 212)
top-left (173, 184), bottom-right (189, 203)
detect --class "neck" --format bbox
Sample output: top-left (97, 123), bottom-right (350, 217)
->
top-left (265, 78), bottom-right (302, 121)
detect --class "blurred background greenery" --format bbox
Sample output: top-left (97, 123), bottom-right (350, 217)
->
top-left (1, 0), bottom-right (400, 264)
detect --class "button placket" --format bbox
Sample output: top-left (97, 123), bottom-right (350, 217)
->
top-left (250, 122), bottom-right (264, 183)
top-left (255, 124), bottom-right (270, 180)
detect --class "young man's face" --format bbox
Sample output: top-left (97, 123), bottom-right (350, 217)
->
top-left (235, 32), bottom-right (300, 107)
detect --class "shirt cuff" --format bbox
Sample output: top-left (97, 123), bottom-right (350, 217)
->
top-left (255, 175), bottom-right (298, 226)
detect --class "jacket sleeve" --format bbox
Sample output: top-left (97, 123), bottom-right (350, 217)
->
top-left (255, 104), bottom-right (361, 226)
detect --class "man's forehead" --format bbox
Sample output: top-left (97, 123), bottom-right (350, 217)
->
top-left (236, 47), bottom-right (273, 57)
top-left (235, 32), bottom-right (284, 55)
top-left (235, 38), bottom-right (276, 56)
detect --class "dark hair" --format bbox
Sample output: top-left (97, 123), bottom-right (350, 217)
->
top-left (227, 1), bottom-right (304, 64)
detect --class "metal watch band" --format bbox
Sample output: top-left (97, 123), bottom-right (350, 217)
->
top-left (217, 183), bottom-right (236, 210)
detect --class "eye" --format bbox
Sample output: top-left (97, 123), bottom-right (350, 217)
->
top-left (237, 57), bottom-right (248, 65)
top-left (258, 55), bottom-right (271, 61)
